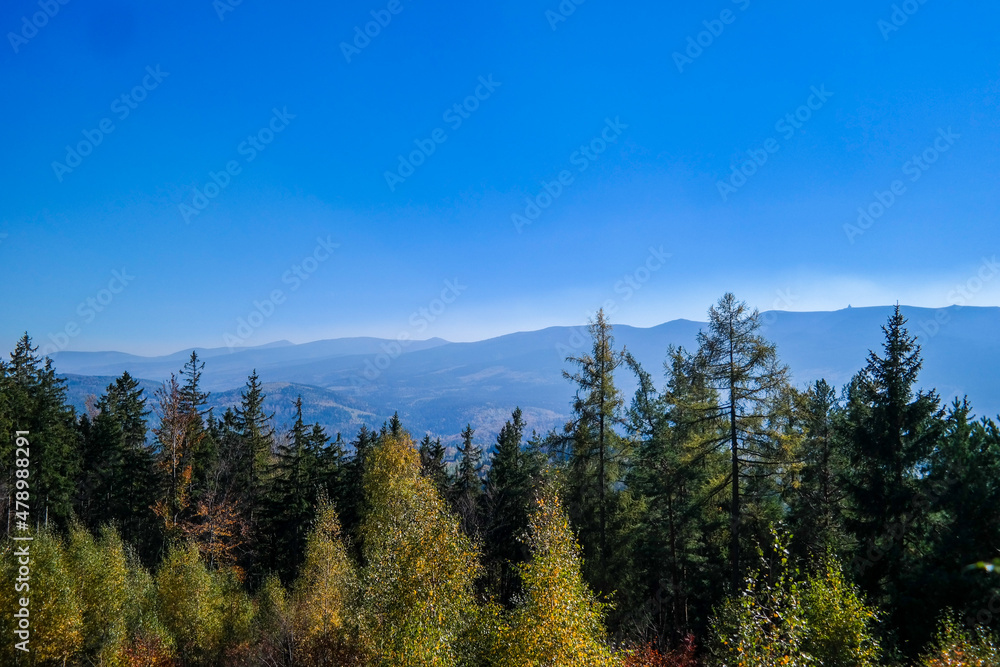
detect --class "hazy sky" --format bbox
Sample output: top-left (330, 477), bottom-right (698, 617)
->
top-left (2, 0), bottom-right (998, 355)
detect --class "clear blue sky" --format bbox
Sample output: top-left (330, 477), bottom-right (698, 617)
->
top-left (2, 0), bottom-right (998, 355)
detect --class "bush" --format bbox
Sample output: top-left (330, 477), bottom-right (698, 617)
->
top-left (801, 556), bottom-right (881, 667)
top-left (919, 612), bottom-right (1000, 667)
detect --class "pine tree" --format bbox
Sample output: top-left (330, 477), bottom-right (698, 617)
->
top-left (562, 309), bottom-right (630, 594)
top-left (419, 433), bottom-right (451, 499)
top-left (626, 346), bottom-right (728, 645)
top-left (4, 334), bottom-right (81, 529)
top-left (482, 407), bottom-right (543, 605)
top-left (788, 379), bottom-right (850, 560)
top-left (453, 423), bottom-right (484, 538)
top-left (691, 293), bottom-right (791, 592)
top-left (842, 306), bottom-right (943, 650)
top-left (268, 396), bottom-right (321, 582)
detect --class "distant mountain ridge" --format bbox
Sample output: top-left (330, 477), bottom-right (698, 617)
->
top-left (52, 306), bottom-right (1000, 447)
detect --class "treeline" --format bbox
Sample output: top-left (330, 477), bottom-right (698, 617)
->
top-left (1, 294), bottom-right (999, 665)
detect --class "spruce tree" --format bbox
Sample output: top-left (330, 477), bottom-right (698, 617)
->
top-left (842, 306), bottom-right (943, 653)
top-left (268, 396), bottom-right (321, 582)
top-left (419, 433), bottom-right (451, 499)
top-left (482, 407), bottom-right (545, 604)
top-left (453, 423), bottom-right (483, 538)
top-left (82, 372), bottom-right (159, 559)
top-left (626, 346), bottom-right (728, 645)
top-left (788, 379), bottom-right (850, 560)
top-left (4, 334), bottom-right (81, 529)
top-left (233, 369), bottom-right (274, 515)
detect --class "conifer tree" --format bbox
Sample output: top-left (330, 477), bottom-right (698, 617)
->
top-left (563, 309), bottom-right (630, 595)
top-left (4, 334), bottom-right (81, 529)
top-left (626, 346), bottom-right (728, 645)
top-left (419, 433), bottom-right (451, 499)
top-left (842, 306), bottom-right (943, 649)
top-left (788, 379), bottom-right (850, 560)
top-left (152, 375), bottom-right (200, 540)
top-left (453, 423), bottom-right (484, 538)
top-left (268, 396), bottom-right (321, 581)
top-left (482, 407), bottom-right (545, 605)
top-left (233, 369), bottom-right (274, 509)
top-left (79, 372), bottom-right (159, 558)
top-left (691, 293), bottom-right (790, 592)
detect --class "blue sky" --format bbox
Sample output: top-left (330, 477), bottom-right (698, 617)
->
top-left (1, 0), bottom-right (998, 355)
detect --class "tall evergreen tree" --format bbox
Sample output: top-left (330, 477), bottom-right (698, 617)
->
top-left (788, 379), bottom-right (850, 561)
top-left (841, 306), bottom-right (944, 654)
top-left (691, 293), bottom-right (791, 592)
top-left (80, 372), bottom-right (159, 559)
top-left (453, 423), bottom-right (483, 538)
top-left (626, 346), bottom-right (728, 645)
top-left (178, 351), bottom-right (217, 502)
top-left (482, 407), bottom-right (545, 605)
top-left (232, 370), bottom-right (274, 516)
top-left (562, 309), bottom-right (630, 594)
top-left (2, 334), bottom-right (81, 530)
top-left (267, 396), bottom-right (321, 582)
top-left (419, 433), bottom-right (451, 499)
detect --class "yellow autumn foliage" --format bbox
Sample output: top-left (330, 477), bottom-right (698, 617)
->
top-left (358, 432), bottom-right (482, 666)
top-left (499, 487), bottom-right (620, 667)
top-left (292, 499), bottom-right (360, 665)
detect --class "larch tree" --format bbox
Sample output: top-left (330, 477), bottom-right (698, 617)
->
top-left (691, 293), bottom-right (791, 592)
top-left (562, 308), bottom-right (630, 595)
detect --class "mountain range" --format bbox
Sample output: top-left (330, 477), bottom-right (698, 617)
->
top-left (50, 305), bottom-right (1000, 451)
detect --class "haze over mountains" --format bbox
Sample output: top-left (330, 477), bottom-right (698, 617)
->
top-left (52, 306), bottom-right (1000, 448)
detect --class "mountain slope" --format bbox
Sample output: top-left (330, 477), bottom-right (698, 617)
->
top-left (53, 306), bottom-right (1000, 444)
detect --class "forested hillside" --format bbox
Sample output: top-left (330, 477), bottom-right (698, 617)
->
top-left (2, 294), bottom-right (999, 666)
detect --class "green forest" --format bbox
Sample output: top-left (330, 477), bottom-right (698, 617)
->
top-left (2, 293), bottom-right (999, 666)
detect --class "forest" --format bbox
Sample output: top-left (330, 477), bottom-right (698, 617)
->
top-left (2, 293), bottom-right (999, 666)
